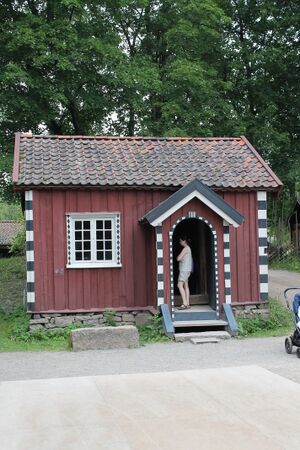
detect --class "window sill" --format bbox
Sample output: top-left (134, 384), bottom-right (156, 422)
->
top-left (66, 263), bottom-right (122, 269)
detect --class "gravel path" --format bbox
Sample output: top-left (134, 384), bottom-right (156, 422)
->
top-left (1, 336), bottom-right (299, 384)
top-left (0, 269), bottom-right (298, 385)
top-left (269, 269), bottom-right (300, 303)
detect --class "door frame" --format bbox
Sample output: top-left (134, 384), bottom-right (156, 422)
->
top-left (169, 212), bottom-right (220, 318)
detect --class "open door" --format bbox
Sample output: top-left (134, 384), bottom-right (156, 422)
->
top-left (172, 218), bottom-right (216, 309)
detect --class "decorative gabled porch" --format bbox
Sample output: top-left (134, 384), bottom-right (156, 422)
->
top-left (141, 177), bottom-right (244, 338)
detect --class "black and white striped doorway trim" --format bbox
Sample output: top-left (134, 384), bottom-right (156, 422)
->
top-left (155, 225), bottom-right (164, 306)
top-left (169, 213), bottom-right (219, 319)
top-left (223, 221), bottom-right (231, 303)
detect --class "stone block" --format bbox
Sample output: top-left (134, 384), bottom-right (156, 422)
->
top-left (54, 316), bottom-right (74, 328)
top-left (122, 314), bottom-right (135, 322)
top-left (29, 324), bottom-right (44, 332)
top-left (29, 318), bottom-right (49, 325)
top-left (135, 313), bottom-right (151, 327)
top-left (74, 315), bottom-right (92, 323)
top-left (71, 326), bottom-right (139, 351)
top-left (92, 314), bottom-right (104, 320)
top-left (82, 318), bottom-right (98, 325)
top-left (114, 316), bottom-right (122, 322)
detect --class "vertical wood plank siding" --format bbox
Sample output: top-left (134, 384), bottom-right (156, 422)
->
top-left (33, 190), bottom-right (170, 311)
top-left (223, 191), bottom-right (259, 302)
top-left (33, 189), bottom-right (260, 312)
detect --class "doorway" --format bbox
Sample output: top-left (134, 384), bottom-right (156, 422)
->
top-left (172, 218), bottom-right (216, 308)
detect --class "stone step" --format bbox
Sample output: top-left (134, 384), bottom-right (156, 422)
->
top-left (174, 331), bottom-right (231, 342)
top-left (173, 319), bottom-right (228, 328)
top-left (190, 337), bottom-right (220, 344)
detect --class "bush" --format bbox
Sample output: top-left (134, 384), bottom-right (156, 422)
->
top-left (270, 257), bottom-right (300, 273)
top-left (237, 297), bottom-right (293, 337)
top-left (103, 309), bottom-right (117, 326)
top-left (0, 255), bottom-right (26, 313)
top-left (138, 313), bottom-right (170, 344)
top-left (10, 224), bottom-right (26, 255)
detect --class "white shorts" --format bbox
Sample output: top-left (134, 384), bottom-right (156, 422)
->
top-left (178, 271), bottom-right (191, 282)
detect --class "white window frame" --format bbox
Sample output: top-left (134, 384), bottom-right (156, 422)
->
top-left (66, 212), bottom-right (121, 269)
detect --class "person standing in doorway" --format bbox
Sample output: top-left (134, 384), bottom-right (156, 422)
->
top-left (177, 236), bottom-right (193, 309)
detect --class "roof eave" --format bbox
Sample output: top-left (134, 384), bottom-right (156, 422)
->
top-left (240, 135), bottom-right (283, 189)
top-left (13, 182), bottom-right (281, 193)
top-left (12, 132), bottom-right (21, 184)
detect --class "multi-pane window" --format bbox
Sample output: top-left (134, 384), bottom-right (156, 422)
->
top-left (67, 213), bottom-right (121, 268)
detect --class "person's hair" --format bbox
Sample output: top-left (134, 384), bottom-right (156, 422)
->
top-left (180, 235), bottom-right (191, 245)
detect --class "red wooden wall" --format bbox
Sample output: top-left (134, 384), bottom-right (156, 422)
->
top-left (223, 191), bottom-right (259, 303)
top-left (32, 189), bottom-right (260, 312)
top-left (33, 189), bottom-right (170, 312)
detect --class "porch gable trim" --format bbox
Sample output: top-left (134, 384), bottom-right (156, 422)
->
top-left (142, 179), bottom-right (244, 228)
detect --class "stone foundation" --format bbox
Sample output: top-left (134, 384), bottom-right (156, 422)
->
top-left (29, 310), bottom-right (153, 332)
top-left (231, 302), bottom-right (270, 320)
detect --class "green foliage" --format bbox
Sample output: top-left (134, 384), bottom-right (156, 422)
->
top-left (103, 309), bottom-right (117, 326)
top-left (270, 258), bottom-right (300, 273)
top-left (10, 223), bottom-right (26, 255)
top-left (0, 0), bottom-right (299, 204)
top-left (0, 255), bottom-right (26, 314)
top-left (138, 313), bottom-right (170, 344)
top-left (0, 201), bottom-right (22, 220)
top-left (0, 307), bottom-right (89, 351)
top-left (237, 297), bottom-right (293, 338)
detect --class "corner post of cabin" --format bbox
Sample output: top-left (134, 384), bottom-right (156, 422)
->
top-left (223, 220), bottom-right (231, 304)
top-left (257, 191), bottom-right (268, 300)
top-left (25, 190), bottom-right (35, 311)
top-left (155, 224), bottom-right (164, 306)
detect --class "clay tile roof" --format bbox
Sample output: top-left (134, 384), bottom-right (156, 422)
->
top-left (13, 134), bottom-right (282, 190)
top-left (0, 221), bottom-right (23, 246)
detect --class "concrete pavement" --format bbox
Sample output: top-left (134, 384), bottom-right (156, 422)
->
top-left (1, 366), bottom-right (300, 450)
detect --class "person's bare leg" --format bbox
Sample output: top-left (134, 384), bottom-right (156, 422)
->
top-left (177, 281), bottom-right (187, 306)
top-left (184, 280), bottom-right (190, 306)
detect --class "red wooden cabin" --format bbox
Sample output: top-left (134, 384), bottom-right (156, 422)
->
top-left (13, 134), bottom-right (282, 327)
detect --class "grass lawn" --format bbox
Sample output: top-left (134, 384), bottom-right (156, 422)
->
top-left (0, 309), bottom-right (71, 352)
top-left (237, 297), bottom-right (294, 338)
top-left (0, 255), bottom-right (26, 313)
top-left (270, 257), bottom-right (300, 273)
top-left (239, 326), bottom-right (293, 339)
top-left (0, 256), bottom-right (295, 350)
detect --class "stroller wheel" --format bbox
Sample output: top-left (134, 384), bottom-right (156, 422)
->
top-left (285, 337), bottom-right (293, 354)
top-left (297, 348), bottom-right (300, 359)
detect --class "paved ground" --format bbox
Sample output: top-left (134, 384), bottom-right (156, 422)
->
top-left (0, 269), bottom-right (298, 449)
top-left (1, 336), bottom-right (300, 384)
top-left (1, 365), bottom-right (300, 450)
top-left (269, 269), bottom-right (300, 304)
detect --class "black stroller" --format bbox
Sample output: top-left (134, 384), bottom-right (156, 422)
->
top-left (284, 288), bottom-right (300, 358)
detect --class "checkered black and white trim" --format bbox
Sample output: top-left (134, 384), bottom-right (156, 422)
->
top-left (156, 225), bottom-right (164, 306)
top-left (223, 221), bottom-right (231, 304)
top-left (25, 190), bottom-right (35, 311)
top-left (257, 191), bottom-right (268, 301)
top-left (169, 213), bottom-right (219, 318)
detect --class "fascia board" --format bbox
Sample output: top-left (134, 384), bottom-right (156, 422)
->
top-left (150, 190), bottom-right (242, 227)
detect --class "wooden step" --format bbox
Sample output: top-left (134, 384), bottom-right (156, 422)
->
top-left (173, 320), bottom-right (228, 328)
top-left (174, 294), bottom-right (208, 306)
